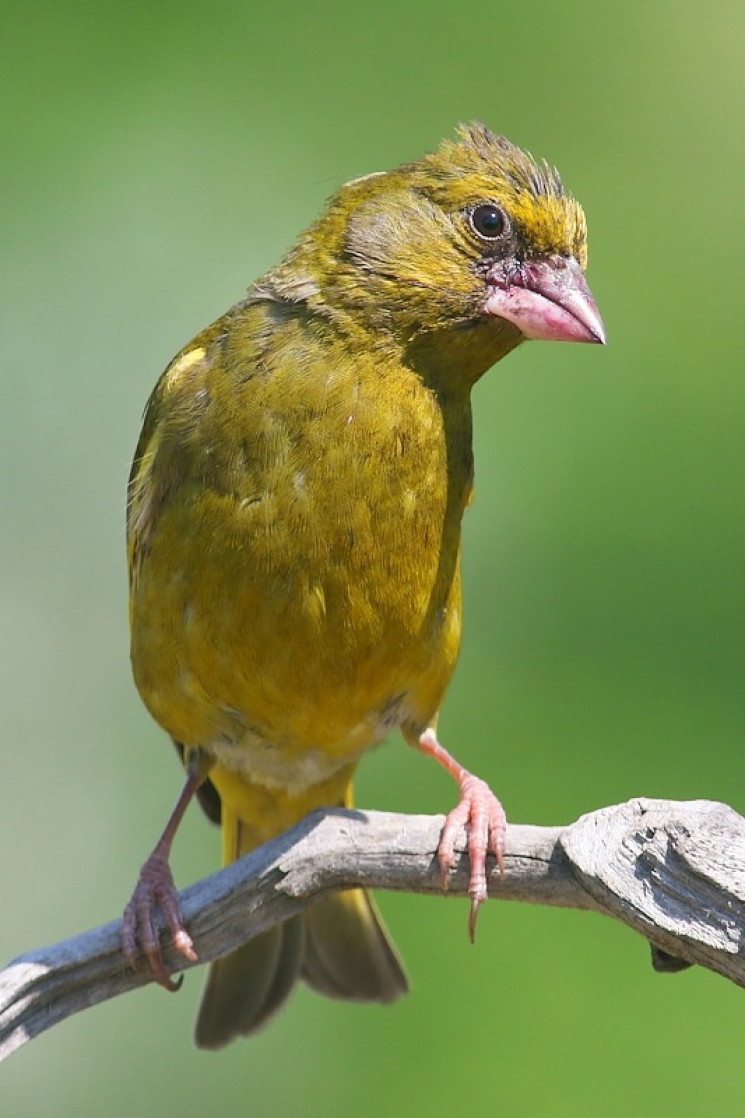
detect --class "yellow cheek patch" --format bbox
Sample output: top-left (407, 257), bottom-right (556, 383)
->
top-left (164, 346), bottom-right (206, 388)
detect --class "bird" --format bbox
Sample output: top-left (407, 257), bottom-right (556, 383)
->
top-left (122, 122), bottom-right (605, 1048)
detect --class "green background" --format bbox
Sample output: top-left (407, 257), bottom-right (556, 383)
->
top-left (3, 1), bottom-right (744, 1114)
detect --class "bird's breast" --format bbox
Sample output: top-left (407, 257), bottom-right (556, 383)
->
top-left (130, 349), bottom-right (473, 773)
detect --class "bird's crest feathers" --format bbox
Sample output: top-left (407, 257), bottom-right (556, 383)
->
top-left (450, 122), bottom-right (567, 201)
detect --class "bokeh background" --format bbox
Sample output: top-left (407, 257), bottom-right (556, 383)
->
top-left (3, 1), bottom-right (744, 1114)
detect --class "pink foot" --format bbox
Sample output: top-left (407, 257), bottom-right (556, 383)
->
top-left (122, 853), bottom-right (197, 991)
top-left (416, 729), bottom-right (506, 941)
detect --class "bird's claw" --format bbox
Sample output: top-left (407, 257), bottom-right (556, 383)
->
top-left (437, 772), bottom-right (506, 941)
top-left (121, 852), bottom-right (197, 990)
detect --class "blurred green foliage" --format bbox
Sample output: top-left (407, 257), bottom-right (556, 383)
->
top-left (2, 0), bottom-right (744, 1114)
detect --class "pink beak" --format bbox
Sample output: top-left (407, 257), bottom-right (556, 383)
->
top-left (482, 255), bottom-right (606, 345)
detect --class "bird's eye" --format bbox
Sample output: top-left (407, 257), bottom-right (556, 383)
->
top-left (469, 204), bottom-right (507, 240)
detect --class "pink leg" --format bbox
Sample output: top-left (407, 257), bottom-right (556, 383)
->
top-left (121, 762), bottom-right (204, 990)
top-left (413, 728), bottom-right (506, 941)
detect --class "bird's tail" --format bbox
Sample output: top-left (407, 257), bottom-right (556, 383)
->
top-left (194, 779), bottom-right (408, 1049)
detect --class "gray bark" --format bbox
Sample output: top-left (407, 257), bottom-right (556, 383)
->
top-left (2, 798), bottom-right (743, 1062)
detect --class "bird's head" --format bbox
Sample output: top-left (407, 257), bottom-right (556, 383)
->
top-left (265, 123), bottom-right (604, 376)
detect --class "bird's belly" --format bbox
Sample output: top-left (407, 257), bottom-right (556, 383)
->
top-left (209, 726), bottom-right (376, 795)
top-left (132, 515), bottom-right (462, 782)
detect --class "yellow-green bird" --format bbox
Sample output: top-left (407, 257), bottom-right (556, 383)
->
top-left (123, 123), bottom-right (605, 1048)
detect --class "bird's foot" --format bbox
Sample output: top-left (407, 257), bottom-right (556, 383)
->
top-left (438, 771), bottom-right (506, 940)
top-left (121, 852), bottom-right (197, 991)
top-left (416, 729), bottom-right (506, 942)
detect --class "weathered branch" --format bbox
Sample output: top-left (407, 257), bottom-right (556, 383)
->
top-left (2, 798), bottom-right (744, 1062)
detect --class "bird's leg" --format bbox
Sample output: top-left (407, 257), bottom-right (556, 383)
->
top-left (412, 728), bottom-right (506, 942)
top-left (122, 748), bottom-right (212, 990)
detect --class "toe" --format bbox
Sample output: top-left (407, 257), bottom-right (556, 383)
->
top-left (121, 855), bottom-right (196, 988)
top-left (437, 799), bottom-right (471, 888)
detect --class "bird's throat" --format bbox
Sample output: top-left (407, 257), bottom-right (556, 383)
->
top-left (405, 316), bottom-right (523, 390)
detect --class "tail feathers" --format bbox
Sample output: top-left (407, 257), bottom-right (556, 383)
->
top-left (195, 890), bottom-right (408, 1048)
top-left (302, 889), bottom-right (408, 1003)
top-left (194, 779), bottom-right (408, 1046)
top-left (195, 918), bottom-right (305, 1049)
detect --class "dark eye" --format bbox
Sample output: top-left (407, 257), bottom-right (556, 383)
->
top-left (469, 203), bottom-right (507, 240)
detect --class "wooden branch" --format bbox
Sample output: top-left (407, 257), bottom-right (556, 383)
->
top-left (2, 798), bottom-right (744, 1062)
